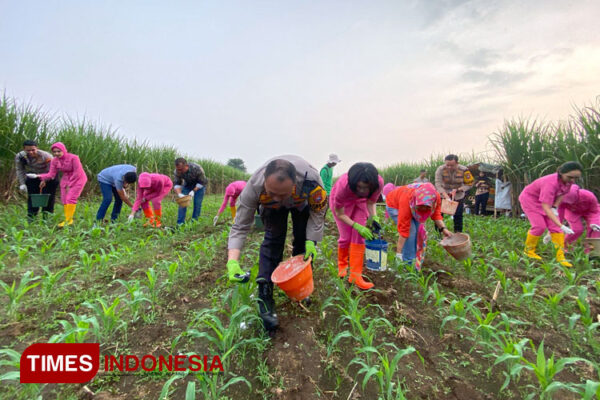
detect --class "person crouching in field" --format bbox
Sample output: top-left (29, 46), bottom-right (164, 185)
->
top-left (226, 156), bottom-right (327, 334)
top-left (27, 142), bottom-right (87, 227)
top-left (213, 180), bottom-right (246, 225)
top-left (382, 182), bottom-right (396, 221)
top-left (558, 185), bottom-right (600, 254)
top-left (15, 139), bottom-right (59, 220)
top-left (330, 162), bottom-right (383, 289)
top-left (128, 172), bottom-right (173, 227)
top-left (386, 183), bottom-right (452, 270)
top-left (173, 158), bottom-right (208, 225)
top-left (96, 164), bottom-right (137, 223)
top-left (519, 161), bottom-right (582, 267)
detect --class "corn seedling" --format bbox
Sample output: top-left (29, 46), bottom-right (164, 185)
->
top-left (82, 297), bottom-right (126, 341)
top-left (0, 270), bottom-right (40, 318)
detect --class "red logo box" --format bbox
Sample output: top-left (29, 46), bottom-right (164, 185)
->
top-left (20, 343), bottom-right (100, 383)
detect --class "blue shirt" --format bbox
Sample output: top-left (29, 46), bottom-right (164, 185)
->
top-left (98, 164), bottom-right (136, 190)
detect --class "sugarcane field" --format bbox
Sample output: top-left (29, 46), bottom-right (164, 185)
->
top-left (2, 2), bottom-right (600, 400)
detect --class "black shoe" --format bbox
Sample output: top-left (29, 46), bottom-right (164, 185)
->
top-left (258, 282), bottom-right (279, 332)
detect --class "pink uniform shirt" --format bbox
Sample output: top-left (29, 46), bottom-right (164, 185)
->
top-left (132, 173), bottom-right (173, 212)
top-left (38, 142), bottom-right (88, 204)
top-left (519, 173), bottom-right (572, 209)
top-left (218, 180), bottom-right (247, 213)
top-left (39, 142), bottom-right (87, 189)
top-left (382, 183), bottom-right (396, 198)
top-left (559, 186), bottom-right (599, 217)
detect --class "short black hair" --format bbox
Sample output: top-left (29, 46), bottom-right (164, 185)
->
top-left (445, 154), bottom-right (458, 162)
top-left (23, 140), bottom-right (37, 147)
top-left (348, 162), bottom-right (380, 196)
top-left (558, 161), bottom-right (583, 175)
top-left (420, 169), bottom-right (426, 173)
top-left (175, 157), bottom-right (187, 166)
top-left (123, 171), bottom-right (138, 184)
top-left (264, 159), bottom-right (296, 183)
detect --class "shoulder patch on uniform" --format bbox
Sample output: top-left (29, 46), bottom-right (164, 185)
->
top-left (463, 170), bottom-right (474, 185)
top-left (308, 186), bottom-right (328, 212)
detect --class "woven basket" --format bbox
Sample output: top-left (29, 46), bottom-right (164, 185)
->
top-left (175, 195), bottom-right (192, 207)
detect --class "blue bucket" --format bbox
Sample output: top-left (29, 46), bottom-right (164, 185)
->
top-left (365, 239), bottom-right (388, 271)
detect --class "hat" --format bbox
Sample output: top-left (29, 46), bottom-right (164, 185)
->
top-left (328, 153), bottom-right (341, 164)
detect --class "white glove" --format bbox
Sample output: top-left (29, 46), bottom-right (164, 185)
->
top-left (543, 232), bottom-right (551, 244)
top-left (590, 224), bottom-right (600, 232)
top-left (561, 225), bottom-right (574, 235)
top-left (213, 215), bottom-right (219, 226)
top-left (189, 190), bottom-right (195, 198)
top-left (551, 207), bottom-right (559, 217)
top-left (19, 184), bottom-right (27, 192)
top-left (26, 173), bottom-right (39, 179)
top-left (127, 214), bottom-right (134, 223)
top-left (178, 192), bottom-right (185, 198)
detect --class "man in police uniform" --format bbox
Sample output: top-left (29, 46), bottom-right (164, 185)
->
top-left (226, 155), bottom-right (327, 334)
top-left (434, 154), bottom-right (474, 233)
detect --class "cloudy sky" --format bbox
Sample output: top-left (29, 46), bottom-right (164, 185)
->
top-left (2, 0), bottom-right (599, 173)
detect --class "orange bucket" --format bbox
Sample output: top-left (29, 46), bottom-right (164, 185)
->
top-left (271, 255), bottom-right (314, 301)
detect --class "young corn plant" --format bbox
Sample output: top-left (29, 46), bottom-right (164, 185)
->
top-left (49, 313), bottom-right (97, 343)
top-left (543, 285), bottom-right (573, 325)
top-left (144, 267), bottom-right (161, 308)
top-left (0, 270), bottom-right (40, 318)
top-left (116, 279), bottom-right (152, 323)
top-left (518, 340), bottom-right (591, 399)
top-left (40, 265), bottom-right (74, 302)
top-left (82, 297), bottom-right (126, 342)
top-left (350, 344), bottom-right (418, 400)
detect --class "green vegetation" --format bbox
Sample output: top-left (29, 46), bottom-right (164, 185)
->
top-left (0, 196), bottom-right (598, 399)
top-left (0, 94), bottom-right (249, 196)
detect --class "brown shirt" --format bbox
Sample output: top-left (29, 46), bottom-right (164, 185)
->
top-left (228, 155), bottom-right (327, 250)
top-left (434, 164), bottom-right (474, 201)
top-left (14, 150), bottom-right (53, 185)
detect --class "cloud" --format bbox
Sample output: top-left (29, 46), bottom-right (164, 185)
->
top-left (461, 68), bottom-right (533, 88)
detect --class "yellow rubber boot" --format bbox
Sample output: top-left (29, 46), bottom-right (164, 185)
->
top-left (550, 232), bottom-right (572, 267)
top-left (348, 243), bottom-right (374, 290)
top-left (524, 232), bottom-right (542, 260)
top-left (142, 207), bottom-right (155, 227)
top-left (337, 246), bottom-right (350, 278)
top-left (230, 205), bottom-right (237, 220)
top-left (58, 204), bottom-right (76, 227)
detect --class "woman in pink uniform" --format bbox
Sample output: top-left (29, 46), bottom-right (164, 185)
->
top-left (382, 183), bottom-right (396, 220)
top-left (28, 142), bottom-right (87, 227)
top-left (330, 162), bottom-right (383, 289)
top-left (558, 185), bottom-right (600, 253)
top-left (518, 162), bottom-right (582, 267)
top-left (129, 172), bottom-right (173, 227)
top-left (213, 180), bottom-right (247, 225)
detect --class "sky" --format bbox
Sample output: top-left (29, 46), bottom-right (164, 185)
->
top-left (2, 0), bottom-right (600, 173)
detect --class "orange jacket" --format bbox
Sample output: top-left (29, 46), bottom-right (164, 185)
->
top-left (386, 186), bottom-right (443, 238)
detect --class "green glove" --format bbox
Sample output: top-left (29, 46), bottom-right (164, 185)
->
top-left (304, 240), bottom-right (317, 261)
top-left (353, 222), bottom-right (374, 240)
top-left (227, 259), bottom-right (246, 282)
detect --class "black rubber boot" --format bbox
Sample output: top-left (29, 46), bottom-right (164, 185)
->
top-left (258, 281), bottom-right (279, 332)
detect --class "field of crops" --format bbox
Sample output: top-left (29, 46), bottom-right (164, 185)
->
top-left (1, 193), bottom-right (599, 400)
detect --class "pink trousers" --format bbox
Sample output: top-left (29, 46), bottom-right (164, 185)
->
top-left (332, 202), bottom-right (369, 248)
top-left (564, 209), bottom-right (600, 245)
top-left (60, 183), bottom-right (86, 204)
